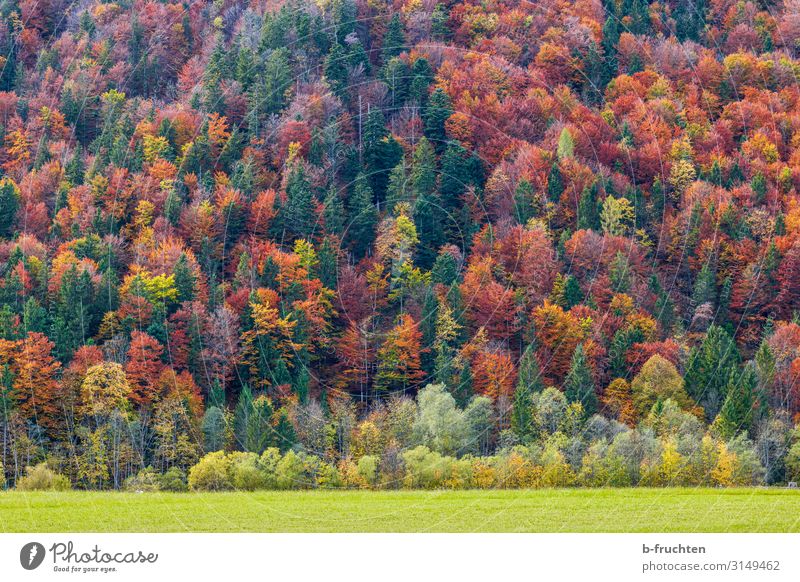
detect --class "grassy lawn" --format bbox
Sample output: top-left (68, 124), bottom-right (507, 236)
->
top-left (1, 488), bottom-right (799, 533)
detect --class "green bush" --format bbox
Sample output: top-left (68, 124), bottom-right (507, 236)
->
top-left (230, 452), bottom-right (267, 491)
top-left (357, 455), bottom-right (379, 487)
top-left (188, 451), bottom-right (233, 491)
top-left (159, 467), bottom-right (188, 492)
top-left (401, 446), bottom-right (468, 489)
top-left (276, 450), bottom-right (308, 489)
top-left (258, 448), bottom-right (281, 488)
top-left (316, 461), bottom-right (342, 489)
top-left (16, 463), bottom-right (71, 491)
top-left (124, 467), bottom-right (161, 492)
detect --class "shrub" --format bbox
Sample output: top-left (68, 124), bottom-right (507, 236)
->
top-left (159, 467), bottom-right (188, 492)
top-left (785, 441), bottom-right (800, 483)
top-left (188, 451), bottom-right (233, 491)
top-left (276, 450), bottom-right (307, 489)
top-left (357, 455), bottom-right (379, 487)
top-left (539, 443), bottom-right (575, 487)
top-left (316, 462), bottom-right (342, 489)
top-left (493, 450), bottom-right (540, 488)
top-left (124, 467), bottom-right (162, 492)
top-left (257, 448), bottom-right (282, 489)
top-left (230, 452), bottom-right (267, 491)
top-left (16, 463), bottom-right (71, 491)
top-left (442, 457), bottom-right (473, 489)
top-left (401, 446), bottom-right (470, 489)
top-left (338, 458), bottom-right (365, 488)
top-left (471, 458), bottom-right (497, 488)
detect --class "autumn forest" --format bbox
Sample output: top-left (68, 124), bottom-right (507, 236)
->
top-left (1, 0), bottom-right (800, 491)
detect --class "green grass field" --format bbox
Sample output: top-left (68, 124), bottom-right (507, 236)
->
top-left (2, 488), bottom-right (800, 532)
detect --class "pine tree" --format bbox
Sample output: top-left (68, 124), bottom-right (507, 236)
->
top-left (323, 184), bottom-right (346, 236)
top-left (233, 384), bottom-right (254, 450)
top-left (577, 182), bottom-right (600, 231)
top-left (512, 344), bottom-right (544, 440)
top-left (751, 173), bottom-right (767, 205)
top-left (324, 41), bottom-right (348, 95)
top-left (382, 13), bottom-right (406, 63)
top-left (273, 406), bottom-right (297, 453)
top-left (431, 3), bottom-right (450, 40)
top-left (65, 149), bottom-right (85, 186)
top-left (281, 164), bottom-right (315, 241)
top-left (409, 57), bottom-right (433, 104)
top-left (420, 290), bottom-right (438, 376)
top-left (514, 179), bottom-right (536, 224)
top-left (454, 361), bottom-right (474, 408)
top-left (546, 162), bottom-right (563, 203)
top-left (317, 237), bottom-right (339, 290)
top-left (423, 88), bottom-right (452, 148)
top-left (347, 173), bottom-right (378, 258)
top-left (563, 344), bottom-right (597, 415)
top-left (386, 159), bottom-right (410, 212)
top-left (348, 40), bottom-right (371, 73)
top-left (601, 12), bottom-right (620, 80)
top-left (0, 179), bottom-right (19, 237)
top-left (173, 253), bottom-right (196, 304)
top-left (714, 363), bottom-right (757, 439)
top-left (382, 57), bottom-right (410, 108)
top-left (563, 275), bottom-right (584, 309)
top-left (439, 141), bottom-right (472, 209)
top-left (684, 324), bottom-right (740, 421)
top-left (692, 262), bottom-right (717, 308)
top-left (363, 108), bottom-right (402, 203)
top-left (413, 138), bottom-right (446, 268)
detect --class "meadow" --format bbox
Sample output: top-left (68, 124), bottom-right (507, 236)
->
top-left (1, 489), bottom-right (799, 533)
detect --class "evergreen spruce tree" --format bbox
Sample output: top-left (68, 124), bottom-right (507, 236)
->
top-left (577, 182), bottom-right (600, 230)
top-left (281, 164), bottom-right (315, 241)
top-left (382, 13), bottom-right (406, 63)
top-left (412, 138), bottom-right (446, 268)
top-left (564, 344), bottom-right (598, 415)
top-left (563, 275), bottom-right (584, 309)
top-left (0, 179), bottom-right (19, 238)
top-left (386, 159), bottom-right (410, 212)
top-left (546, 162), bottom-right (563, 203)
top-left (601, 12), bottom-right (620, 80)
top-left (409, 57), bottom-right (433, 104)
top-left (514, 179), bottom-right (536, 224)
top-left (714, 363), bottom-right (757, 439)
top-left (692, 262), bottom-right (717, 308)
top-left (324, 41), bottom-right (348, 95)
top-left (363, 108), bottom-right (402, 203)
top-left (317, 237), bottom-right (339, 290)
top-left (323, 184), bottom-right (346, 236)
top-left (173, 253), bottom-right (196, 304)
top-left (423, 88), bottom-right (452, 148)
top-left (347, 173), bottom-right (378, 259)
top-left (684, 324), bottom-right (740, 421)
top-left (512, 344), bottom-right (544, 440)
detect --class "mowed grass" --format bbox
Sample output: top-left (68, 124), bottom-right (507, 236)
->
top-left (1, 488), bottom-right (799, 532)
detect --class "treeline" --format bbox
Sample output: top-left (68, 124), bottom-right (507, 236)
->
top-left (6, 384), bottom-right (791, 491)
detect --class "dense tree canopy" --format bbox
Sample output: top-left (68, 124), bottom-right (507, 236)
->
top-left (0, 0), bottom-right (799, 489)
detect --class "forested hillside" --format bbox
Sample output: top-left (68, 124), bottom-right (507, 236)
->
top-left (2, 0), bottom-right (800, 490)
